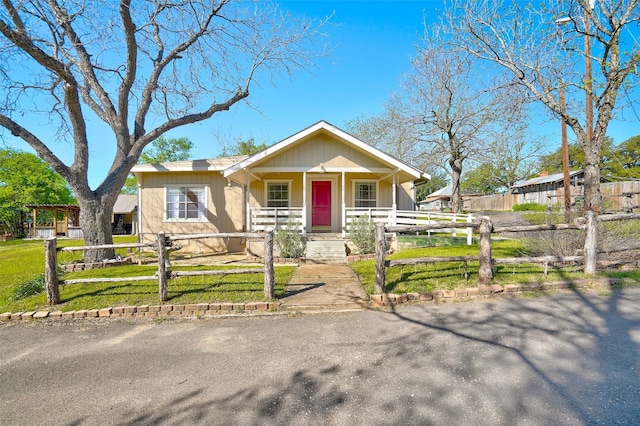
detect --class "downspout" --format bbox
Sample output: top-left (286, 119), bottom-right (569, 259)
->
top-left (342, 171), bottom-right (346, 237)
top-left (392, 171), bottom-right (397, 226)
top-left (136, 178), bottom-right (142, 244)
top-left (246, 169), bottom-right (251, 232)
top-left (302, 171), bottom-right (307, 234)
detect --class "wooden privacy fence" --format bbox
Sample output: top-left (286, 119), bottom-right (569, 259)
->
top-left (374, 212), bottom-right (640, 293)
top-left (464, 181), bottom-right (640, 212)
top-left (44, 231), bottom-right (275, 306)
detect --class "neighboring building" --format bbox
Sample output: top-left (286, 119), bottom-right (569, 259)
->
top-left (112, 194), bottom-right (138, 235)
top-left (131, 121), bottom-right (430, 254)
top-left (25, 204), bottom-right (82, 238)
top-left (25, 194), bottom-right (138, 239)
top-left (419, 184), bottom-right (452, 211)
top-left (511, 170), bottom-right (584, 205)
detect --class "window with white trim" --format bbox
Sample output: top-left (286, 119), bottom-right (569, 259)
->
top-left (266, 182), bottom-right (289, 208)
top-left (354, 181), bottom-right (377, 208)
top-left (166, 186), bottom-right (206, 220)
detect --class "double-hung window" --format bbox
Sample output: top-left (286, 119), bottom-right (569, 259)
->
top-left (166, 186), bottom-right (206, 220)
top-left (354, 181), bottom-right (377, 208)
top-left (266, 182), bottom-right (289, 208)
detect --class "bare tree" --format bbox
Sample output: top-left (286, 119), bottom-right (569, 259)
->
top-left (344, 112), bottom-right (429, 170)
top-left (0, 0), bottom-right (327, 261)
top-left (389, 41), bottom-right (526, 212)
top-left (444, 0), bottom-right (640, 213)
top-left (463, 133), bottom-right (542, 194)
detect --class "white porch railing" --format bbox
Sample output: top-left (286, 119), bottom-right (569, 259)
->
top-left (346, 209), bottom-right (475, 245)
top-left (251, 208), bottom-right (303, 232)
top-left (345, 208), bottom-right (394, 230)
top-left (250, 207), bottom-right (475, 244)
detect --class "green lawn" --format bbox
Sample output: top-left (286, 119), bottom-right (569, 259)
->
top-left (0, 237), bottom-right (295, 313)
top-left (352, 239), bottom-right (636, 295)
top-left (2, 235), bottom-right (637, 313)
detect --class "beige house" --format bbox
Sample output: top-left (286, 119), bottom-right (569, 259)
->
top-left (132, 121), bottom-right (430, 254)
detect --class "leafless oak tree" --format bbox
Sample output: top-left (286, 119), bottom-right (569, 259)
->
top-left (389, 41), bottom-right (527, 212)
top-left (0, 0), bottom-right (328, 261)
top-left (443, 0), bottom-right (640, 213)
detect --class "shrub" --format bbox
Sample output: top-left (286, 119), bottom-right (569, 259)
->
top-left (520, 230), bottom-right (585, 257)
top-left (512, 203), bottom-right (547, 212)
top-left (274, 218), bottom-right (306, 258)
top-left (350, 215), bottom-right (376, 254)
top-left (10, 274), bottom-right (45, 301)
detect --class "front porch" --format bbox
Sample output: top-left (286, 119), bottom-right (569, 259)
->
top-left (250, 207), bottom-right (474, 237)
top-left (246, 208), bottom-right (475, 261)
top-left (250, 207), bottom-right (402, 236)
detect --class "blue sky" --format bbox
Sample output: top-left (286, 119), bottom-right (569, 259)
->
top-left (3, 0), bottom-right (639, 189)
top-left (203, 0), bottom-right (438, 151)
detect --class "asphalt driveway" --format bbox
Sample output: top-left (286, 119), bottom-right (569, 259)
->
top-left (2, 288), bottom-right (639, 425)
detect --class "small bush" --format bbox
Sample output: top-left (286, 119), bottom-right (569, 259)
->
top-left (350, 215), bottom-right (376, 254)
top-left (274, 218), bottom-right (306, 258)
top-left (513, 203), bottom-right (547, 212)
top-left (10, 274), bottom-right (45, 301)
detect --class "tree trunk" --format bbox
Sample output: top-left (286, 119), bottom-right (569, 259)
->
top-left (478, 216), bottom-right (493, 283)
top-left (582, 155), bottom-right (602, 213)
top-left (450, 159), bottom-right (463, 213)
top-left (78, 196), bottom-right (116, 262)
top-left (583, 210), bottom-right (598, 275)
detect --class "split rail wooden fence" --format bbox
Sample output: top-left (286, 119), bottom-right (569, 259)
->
top-left (374, 212), bottom-right (640, 293)
top-left (44, 231), bottom-right (275, 306)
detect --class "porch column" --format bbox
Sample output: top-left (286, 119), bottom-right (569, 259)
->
top-left (246, 169), bottom-right (251, 232)
top-left (341, 171), bottom-right (346, 237)
top-left (33, 208), bottom-right (37, 238)
top-left (302, 171), bottom-right (307, 234)
top-left (391, 171), bottom-right (397, 226)
top-left (53, 208), bottom-right (58, 236)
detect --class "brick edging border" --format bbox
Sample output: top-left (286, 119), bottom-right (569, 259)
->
top-left (0, 301), bottom-right (282, 322)
top-left (369, 278), bottom-right (621, 307)
top-left (0, 278), bottom-right (622, 321)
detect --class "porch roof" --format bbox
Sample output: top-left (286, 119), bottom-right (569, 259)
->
top-left (222, 121), bottom-right (430, 183)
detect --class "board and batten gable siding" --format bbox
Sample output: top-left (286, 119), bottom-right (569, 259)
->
top-left (139, 171), bottom-right (244, 252)
top-left (256, 132), bottom-right (382, 169)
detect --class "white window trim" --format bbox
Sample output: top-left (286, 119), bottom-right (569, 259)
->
top-left (264, 180), bottom-right (293, 208)
top-left (352, 180), bottom-right (379, 208)
top-left (163, 185), bottom-right (209, 222)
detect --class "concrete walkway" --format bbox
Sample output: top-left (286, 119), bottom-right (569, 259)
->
top-left (280, 264), bottom-right (370, 311)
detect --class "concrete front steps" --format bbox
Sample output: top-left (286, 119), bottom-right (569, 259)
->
top-left (304, 237), bottom-right (348, 264)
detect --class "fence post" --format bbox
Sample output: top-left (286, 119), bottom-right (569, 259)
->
top-left (478, 216), bottom-right (493, 284)
top-left (264, 229), bottom-right (275, 299)
top-left (584, 210), bottom-right (598, 275)
top-left (623, 193), bottom-right (632, 213)
top-left (44, 237), bottom-right (60, 305)
top-left (452, 212), bottom-right (457, 237)
top-left (466, 215), bottom-right (474, 246)
top-left (374, 223), bottom-right (386, 294)
top-left (157, 231), bottom-right (168, 302)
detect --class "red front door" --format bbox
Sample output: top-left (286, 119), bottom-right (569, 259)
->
top-left (312, 181), bottom-right (331, 230)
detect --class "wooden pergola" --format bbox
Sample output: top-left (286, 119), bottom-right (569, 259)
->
top-left (25, 204), bottom-right (81, 238)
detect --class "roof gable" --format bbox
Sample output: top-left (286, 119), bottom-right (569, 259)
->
top-left (222, 121), bottom-right (428, 180)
